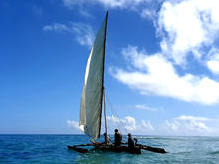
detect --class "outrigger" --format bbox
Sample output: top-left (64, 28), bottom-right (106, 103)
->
top-left (68, 143), bottom-right (166, 154)
top-left (67, 11), bottom-right (167, 155)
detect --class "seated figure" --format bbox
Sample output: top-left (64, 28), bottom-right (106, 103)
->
top-left (128, 133), bottom-right (134, 149)
top-left (103, 133), bottom-right (111, 144)
top-left (114, 129), bottom-right (122, 146)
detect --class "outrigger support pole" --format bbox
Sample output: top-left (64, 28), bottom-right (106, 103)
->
top-left (139, 145), bottom-right (167, 154)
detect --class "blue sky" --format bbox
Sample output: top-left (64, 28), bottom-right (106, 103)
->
top-left (1, 0), bottom-right (219, 136)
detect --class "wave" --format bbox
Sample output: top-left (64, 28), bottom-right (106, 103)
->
top-left (209, 150), bottom-right (219, 155)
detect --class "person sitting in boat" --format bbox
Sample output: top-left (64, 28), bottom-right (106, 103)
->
top-left (128, 133), bottom-right (134, 149)
top-left (134, 138), bottom-right (138, 145)
top-left (103, 133), bottom-right (111, 144)
top-left (114, 129), bottom-right (122, 146)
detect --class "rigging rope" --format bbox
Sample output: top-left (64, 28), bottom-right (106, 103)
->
top-left (104, 88), bottom-right (128, 135)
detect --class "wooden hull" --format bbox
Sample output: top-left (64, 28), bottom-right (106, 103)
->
top-left (68, 145), bottom-right (88, 153)
top-left (95, 144), bottom-right (141, 154)
top-left (140, 145), bottom-right (166, 154)
top-left (68, 144), bottom-right (141, 154)
top-left (68, 143), bottom-right (166, 154)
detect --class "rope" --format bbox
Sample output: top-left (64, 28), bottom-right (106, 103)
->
top-left (104, 88), bottom-right (128, 135)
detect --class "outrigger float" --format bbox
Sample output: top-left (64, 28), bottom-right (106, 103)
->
top-left (67, 11), bottom-right (167, 155)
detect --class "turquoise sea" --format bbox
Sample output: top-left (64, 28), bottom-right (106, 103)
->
top-left (1, 134), bottom-right (219, 163)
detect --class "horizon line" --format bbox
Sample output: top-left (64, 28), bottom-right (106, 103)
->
top-left (0, 133), bottom-right (218, 137)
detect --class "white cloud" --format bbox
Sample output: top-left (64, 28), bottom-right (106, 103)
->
top-left (111, 45), bottom-right (219, 105)
top-left (140, 8), bottom-right (156, 20)
top-left (124, 116), bottom-right (136, 131)
top-left (62, 0), bottom-right (151, 9)
top-left (43, 23), bottom-right (69, 32)
top-left (67, 115), bottom-right (219, 136)
top-left (107, 115), bottom-right (154, 134)
top-left (164, 120), bottom-right (179, 131)
top-left (163, 115), bottom-right (211, 135)
top-left (97, 0), bottom-right (150, 9)
top-left (62, 0), bottom-right (92, 17)
top-left (67, 120), bottom-right (85, 132)
top-left (141, 120), bottom-right (154, 130)
top-left (43, 23), bottom-right (94, 48)
top-left (71, 23), bottom-right (94, 48)
top-left (207, 59), bottom-right (219, 74)
top-left (158, 0), bottom-right (219, 65)
top-left (59, 0), bottom-right (219, 105)
top-left (61, 0), bottom-right (161, 20)
top-left (67, 116), bottom-right (154, 134)
top-left (207, 48), bottom-right (219, 74)
top-left (135, 104), bottom-right (158, 111)
top-left (107, 115), bottom-right (136, 131)
top-left (62, 0), bottom-right (219, 65)
top-left (175, 115), bottom-right (209, 121)
top-left (66, 120), bottom-right (80, 130)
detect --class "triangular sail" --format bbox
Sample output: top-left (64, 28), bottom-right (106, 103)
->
top-left (79, 12), bottom-right (108, 139)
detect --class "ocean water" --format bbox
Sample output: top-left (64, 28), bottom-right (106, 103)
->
top-left (0, 135), bottom-right (219, 164)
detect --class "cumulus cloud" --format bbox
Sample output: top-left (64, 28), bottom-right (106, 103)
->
top-left (141, 120), bottom-right (154, 130)
top-left (67, 115), bottom-right (219, 136)
top-left (59, 0), bottom-right (219, 105)
top-left (43, 22), bottom-right (94, 48)
top-left (67, 120), bottom-right (85, 132)
top-left (107, 115), bottom-right (136, 132)
top-left (62, 0), bottom-right (219, 66)
top-left (206, 48), bottom-right (219, 74)
top-left (66, 120), bottom-right (80, 130)
top-left (158, 0), bottom-right (219, 65)
top-left (67, 116), bottom-right (154, 134)
top-left (111, 45), bottom-right (219, 105)
top-left (109, 0), bottom-right (219, 104)
top-left (207, 59), bottom-right (219, 74)
top-left (107, 115), bottom-right (154, 134)
top-left (163, 115), bottom-right (211, 135)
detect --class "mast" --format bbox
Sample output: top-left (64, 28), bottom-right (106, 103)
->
top-left (103, 88), bottom-right (107, 136)
top-left (99, 11), bottom-right (108, 137)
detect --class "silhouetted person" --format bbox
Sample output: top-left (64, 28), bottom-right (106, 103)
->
top-left (134, 138), bottom-right (138, 145)
top-left (103, 133), bottom-right (111, 144)
top-left (114, 129), bottom-right (122, 146)
top-left (128, 133), bottom-right (134, 149)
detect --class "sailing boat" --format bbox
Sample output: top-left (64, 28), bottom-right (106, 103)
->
top-left (68, 11), bottom-right (166, 154)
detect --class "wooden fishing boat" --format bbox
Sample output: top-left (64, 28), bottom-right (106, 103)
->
top-left (68, 143), bottom-right (166, 154)
top-left (67, 11), bottom-right (167, 155)
top-left (68, 144), bottom-right (141, 154)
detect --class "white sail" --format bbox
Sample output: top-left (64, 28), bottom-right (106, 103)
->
top-left (79, 12), bottom-right (108, 139)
